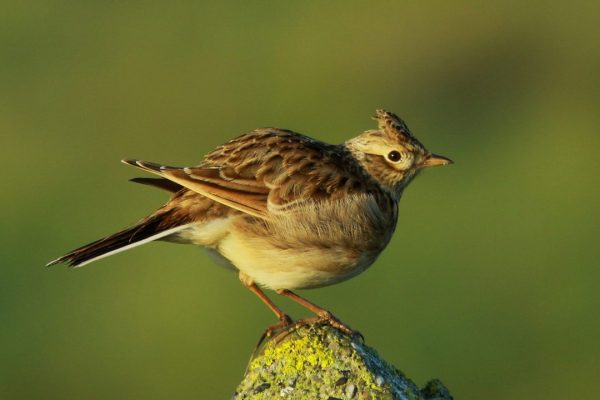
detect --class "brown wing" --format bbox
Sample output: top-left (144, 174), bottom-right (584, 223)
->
top-left (123, 128), bottom-right (370, 218)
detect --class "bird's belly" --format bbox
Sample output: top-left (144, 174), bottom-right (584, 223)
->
top-left (218, 232), bottom-right (378, 290)
top-left (177, 219), bottom-right (373, 288)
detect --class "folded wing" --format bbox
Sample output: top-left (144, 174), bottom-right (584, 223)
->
top-left (123, 128), bottom-right (368, 218)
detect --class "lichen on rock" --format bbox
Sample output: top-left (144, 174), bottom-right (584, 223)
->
top-left (234, 324), bottom-right (452, 400)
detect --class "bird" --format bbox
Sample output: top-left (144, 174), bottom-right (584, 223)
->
top-left (47, 110), bottom-right (452, 336)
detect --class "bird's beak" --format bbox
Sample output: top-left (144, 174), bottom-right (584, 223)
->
top-left (421, 153), bottom-right (453, 168)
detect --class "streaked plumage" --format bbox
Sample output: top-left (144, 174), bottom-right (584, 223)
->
top-left (48, 110), bottom-right (451, 334)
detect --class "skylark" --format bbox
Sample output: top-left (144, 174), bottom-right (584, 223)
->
top-left (48, 110), bottom-right (451, 335)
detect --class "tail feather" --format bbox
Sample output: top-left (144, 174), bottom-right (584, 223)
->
top-left (47, 210), bottom-right (190, 268)
top-left (130, 177), bottom-right (183, 193)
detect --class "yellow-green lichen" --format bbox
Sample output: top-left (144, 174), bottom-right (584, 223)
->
top-left (251, 332), bottom-right (335, 374)
top-left (235, 324), bottom-right (441, 399)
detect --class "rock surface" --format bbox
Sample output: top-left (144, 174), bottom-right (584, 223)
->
top-left (234, 324), bottom-right (452, 400)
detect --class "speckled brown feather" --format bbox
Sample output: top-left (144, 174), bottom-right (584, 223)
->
top-left (200, 128), bottom-right (381, 206)
top-left (122, 128), bottom-right (383, 218)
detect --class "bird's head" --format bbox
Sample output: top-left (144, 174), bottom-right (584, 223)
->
top-left (345, 110), bottom-right (452, 195)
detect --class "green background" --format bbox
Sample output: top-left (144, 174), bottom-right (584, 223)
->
top-left (2, 2), bottom-right (598, 399)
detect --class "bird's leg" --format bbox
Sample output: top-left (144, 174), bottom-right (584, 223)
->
top-left (239, 273), bottom-right (293, 342)
top-left (276, 289), bottom-right (362, 339)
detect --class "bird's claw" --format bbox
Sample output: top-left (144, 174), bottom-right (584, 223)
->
top-left (295, 312), bottom-right (364, 342)
top-left (255, 314), bottom-right (294, 350)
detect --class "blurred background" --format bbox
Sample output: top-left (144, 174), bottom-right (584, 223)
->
top-left (1, 1), bottom-right (598, 399)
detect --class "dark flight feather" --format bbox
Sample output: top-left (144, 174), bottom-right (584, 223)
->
top-left (130, 177), bottom-right (183, 193)
top-left (46, 208), bottom-right (188, 267)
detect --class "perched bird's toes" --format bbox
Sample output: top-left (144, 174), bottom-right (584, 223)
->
top-left (316, 309), bottom-right (334, 320)
top-left (324, 316), bottom-right (358, 338)
top-left (351, 328), bottom-right (365, 343)
top-left (293, 312), bottom-right (363, 340)
top-left (320, 313), bottom-right (364, 341)
top-left (263, 314), bottom-right (294, 338)
top-left (254, 314), bottom-right (294, 352)
top-left (280, 314), bottom-right (293, 326)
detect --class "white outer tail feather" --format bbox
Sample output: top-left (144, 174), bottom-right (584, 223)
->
top-left (50, 224), bottom-right (192, 268)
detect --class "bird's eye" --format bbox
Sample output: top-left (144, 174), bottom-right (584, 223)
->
top-left (387, 150), bottom-right (402, 162)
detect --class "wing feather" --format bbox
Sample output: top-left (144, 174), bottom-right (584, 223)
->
top-left (121, 129), bottom-right (371, 218)
top-left (122, 160), bottom-right (268, 217)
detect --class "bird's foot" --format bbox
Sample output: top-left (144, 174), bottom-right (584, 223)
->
top-left (265, 314), bottom-right (294, 338)
top-left (295, 311), bottom-right (364, 342)
top-left (255, 314), bottom-right (294, 349)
